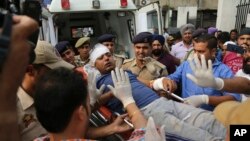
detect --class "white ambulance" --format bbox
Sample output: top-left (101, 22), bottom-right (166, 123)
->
top-left (41, 0), bottom-right (163, 58)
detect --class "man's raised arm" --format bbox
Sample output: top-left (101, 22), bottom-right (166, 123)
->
top-left (186, 54), bottom-right (250, 94)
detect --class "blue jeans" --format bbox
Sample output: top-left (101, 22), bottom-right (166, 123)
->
top-left (141, 97), bottom-right (226, 141)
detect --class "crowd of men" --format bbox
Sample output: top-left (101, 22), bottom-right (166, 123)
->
top-left (1, 11), bottom-right (250, 141)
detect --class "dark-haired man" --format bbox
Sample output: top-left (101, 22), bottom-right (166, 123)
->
top-left (186, 51), bottom-right (250, 95)
top-left (153, 34), bottom-right (241, 111)
top-left (235, 46), bottom-right (250, 101)
top-left (230, 29), bottom-right (238, 43)
top-left (122, 32), bottom-right (168, 81)
top-left (34, 67), bottom-right (165, 141)
top-left (55, 41), bottom-right (77, 66)
top-left (216, 31), bottom-right (230, 61)
top-left (19, 40), bottom-right (130, 141)
top-left (17, 40), bottom-right (75, 141)
top-left (98, 34), bottom-right (126, 68)
top-left (34, 68), bottom-right (90, 141)
top-left (223, 28), bottom-right (250, 74)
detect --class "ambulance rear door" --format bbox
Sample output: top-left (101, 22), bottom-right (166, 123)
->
top-left (135, 2), bottom-right (163, 34)
top-left (48, 0), bottom-right (137, 58)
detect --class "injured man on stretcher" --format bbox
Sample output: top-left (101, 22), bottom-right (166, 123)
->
top-left (88, 44), bottom-right (227, 141)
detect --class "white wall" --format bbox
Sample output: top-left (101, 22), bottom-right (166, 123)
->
top-left (177, 6), bottom-right (197, 27)
top-left (246, 14), bottom-right (250, 28)
top-left (216, 0), bottom-right (239, 32)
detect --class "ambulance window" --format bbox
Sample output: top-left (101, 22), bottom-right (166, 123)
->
top-left (147, 11), bottom-right (158, 33)
top-left (71, 26), bottom-right (94, 38)
top-left (127, 19), bottom-right (135, 41)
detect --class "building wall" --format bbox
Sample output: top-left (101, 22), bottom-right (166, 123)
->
top-left (160, 0), bottom-right (197, 9)
top-left (177, 6), bottom-right (197, 27)
top-left (216, 0), bottom-right (239, 32)
top-left (156, 0), bottom-right (218, 28)
top-left (135, 0), bottom-right (219, 29)
top-left (246, 14), bottom-right (250, 28)
top-left (197, 0), bottom-right (218, 10)
top-left (159, 0), bottom-right (218, 10)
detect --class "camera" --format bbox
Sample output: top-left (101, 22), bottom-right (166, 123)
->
top-left (0, 9), bottom-right (12, 70)
top-left (22, 0), bottom-right (41, 46)
top-left (1, 0), bottom-right (41, 43)
top-left (0, 0), bottom-right (41, 70)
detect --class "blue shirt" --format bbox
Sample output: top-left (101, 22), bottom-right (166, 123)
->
top-left (168, 59), bottom-right (241, 111)
top-left (97, 71), bottom-right (159, 113)
top-left (216, 49), bottom-right (222, 62)
top-left (42, 0), bottom-right (52, 7)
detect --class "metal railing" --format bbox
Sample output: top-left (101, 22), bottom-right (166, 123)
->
top-left (235, 0), bottom-right (250, 32)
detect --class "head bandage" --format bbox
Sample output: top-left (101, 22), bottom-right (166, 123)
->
top-left (90, 43), bottom-right (110, 65)
top-left (223, 41), bottom-right (236, 46)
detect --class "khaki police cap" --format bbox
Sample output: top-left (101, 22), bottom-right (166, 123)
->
top-left (34, 40), bottom-right (75, 69)
top-left (75, 37), bottom-right (90, 48)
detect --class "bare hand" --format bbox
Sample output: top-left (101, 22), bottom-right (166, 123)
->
top-left (110, 114), bottom-right (133, 133)
top-left (162, 78), bottom-right (177, 93)
top-left (12, 15), bottom-right (39, 39)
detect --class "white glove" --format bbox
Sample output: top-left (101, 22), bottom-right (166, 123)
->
top-left (186, 54), bottom-right (224, 90)
top-left (152, 77), bottom-right (165, 91)
top-left (184, 95), bottom-right (209, 107)
top-left (107, 67), bottom-right (135, 108)
top-left (87, 72), bottom-right (105, 106)
top-left (145, 117), bottom-right (165, 141)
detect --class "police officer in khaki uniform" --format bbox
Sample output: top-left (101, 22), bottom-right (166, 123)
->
top-left (17, 41), bottom-right (75, 141)
top-left (17, 87), bottom-right (47, 141)
top-left (98, 34), bottom-right (126, 68)
top-left (74, 37), bottom-right (91, 67)
top-left (122, 32), bottom-right (168, 81)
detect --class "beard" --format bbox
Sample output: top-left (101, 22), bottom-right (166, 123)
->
top-left (243, 57), bottom-right (250, 74)
top-left (152, 49), bottom-right (162, 56)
